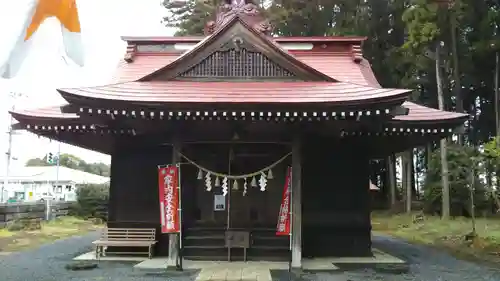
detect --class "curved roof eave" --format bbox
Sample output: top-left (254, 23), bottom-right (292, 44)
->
top-left (10, 105), bottom-right (78, 122)
top-left (56, 81), bottom-right (412, 108)
top-left (390, 101), bottom-right (469, 125)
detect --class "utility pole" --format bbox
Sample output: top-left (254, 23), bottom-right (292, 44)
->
top-left (55, 142), bottom-right (61, 192)
top-left (2, 113), bottom-right (13, 203)
top-left (2, 92), bottom-right (24, 203)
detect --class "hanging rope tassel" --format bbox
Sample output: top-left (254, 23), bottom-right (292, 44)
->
top-left (222, 177), bottom-right (228, 196)
top-left (259, 172), bottom-right (267, 191)
top-left (267, 169), bottom-right (274, 179)
top-left (215, 176), bottom-right (221, 187)
top-left (205, 172), bottom-right (212, 191)
top-left (197, 168), bottom-right (203, 180)
top-left (232, 179), bottom-right (239, 190)
top-left (250, 176), bottom-right (257, 187)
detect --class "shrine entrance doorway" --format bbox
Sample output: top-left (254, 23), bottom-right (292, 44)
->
top-left (182, 142), bottom-right (291, 261)
top-left (227, 143), bottom-right (289, 229)
top-left (186, 142), bottom-right (290, 230)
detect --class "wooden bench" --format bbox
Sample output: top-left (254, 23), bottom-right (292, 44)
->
top-left (92, 228), bottom-right (157, 259)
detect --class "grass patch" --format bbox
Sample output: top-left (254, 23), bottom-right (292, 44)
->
top-left (371, 211), bottom-right (500, 264)
top-left (0, 229), bottom-right (14, 238)
top-left (0, 216), bottom-right (102, 253)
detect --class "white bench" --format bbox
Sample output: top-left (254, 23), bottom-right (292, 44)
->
top-left (92, 228), bottom-right (157, 259)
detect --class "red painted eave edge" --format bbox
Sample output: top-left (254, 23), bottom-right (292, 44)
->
top-left (121, 35), bottom-right (368, 44)
top-left (9, 108), bottom-right (78, 121)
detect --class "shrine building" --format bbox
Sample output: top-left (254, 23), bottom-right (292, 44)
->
top-left (10, 0), bottom-right (467, 268)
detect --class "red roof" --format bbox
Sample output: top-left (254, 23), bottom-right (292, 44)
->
top-left (10, 101), bottom-right (467, 123)
top-left (9, 15), bottom-right (467, 127)
top-left (111, 54), bottom-right (179, 83)
top-left (58, 81), bottom-right (410, 105)
top-left (291, 51), bottom-right (379, 86)
top-left (10, 105), bottom-right (77, 120)
top-left (395, 102), bottom-right (467, 122)
top-left (110, 51), bottom-right (379, 87)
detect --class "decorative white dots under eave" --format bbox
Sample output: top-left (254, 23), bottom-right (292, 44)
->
top-left (78, 108), bottom-right (394, 122)
top-left (340, 128), bottom-right (454, 137)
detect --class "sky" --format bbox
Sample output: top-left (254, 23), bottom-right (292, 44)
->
top-left (0, 0), bottom-right (175, 171)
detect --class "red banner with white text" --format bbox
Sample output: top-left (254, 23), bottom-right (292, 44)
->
top-left (276, 167), bottom-right (292, 236)
top-left (158, 165), bottom-right (180, 233)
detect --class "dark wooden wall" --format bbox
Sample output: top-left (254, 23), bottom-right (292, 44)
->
top-left (107, 143), bottom-right (173, 256)
top-left (302, 135), bottom-right (372, 257)
top-left (107, 133), bottom-right (372, 257)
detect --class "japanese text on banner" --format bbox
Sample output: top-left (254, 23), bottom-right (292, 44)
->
top-left (158, 166), bottom-right (180, 233)
top-left (276, 167), bottom-right (292, 236)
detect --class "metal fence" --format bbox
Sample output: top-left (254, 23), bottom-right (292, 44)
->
top-left (0, 201), bottom-right (72, 228)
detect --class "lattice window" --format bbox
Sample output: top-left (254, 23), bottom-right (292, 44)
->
top-left (179, 49), bottom-right (295, 78)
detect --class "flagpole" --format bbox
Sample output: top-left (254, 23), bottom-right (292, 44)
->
top-left (176, 163), bottom-right (183, 271)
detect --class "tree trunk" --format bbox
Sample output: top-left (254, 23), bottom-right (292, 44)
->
top-left (426, 143), bottom-right (432, 169)
top-left (450, 9), bottom-right (463, 144)
top-left (387, 154), bottom-right (397, 208)
top-left (436, 43), bottom-right (450, 219)
top-left (493, 29), bottom-right (499, 212)
top-left (400, 153), bottom-right (407, 209)
top-left (406, 150), bottom-right (412, 213)
top-left (495, 43), bottom-right (499, 137)
top-left (414, 149), bottom-right (419, 200)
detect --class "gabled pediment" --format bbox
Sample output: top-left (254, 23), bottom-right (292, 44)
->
top-left (139, 16), bottom-right (334, 82)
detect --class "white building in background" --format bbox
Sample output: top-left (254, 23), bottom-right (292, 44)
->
top-left (0, 166), bottom-right (110, 203)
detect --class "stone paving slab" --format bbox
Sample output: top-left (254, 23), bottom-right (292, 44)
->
top-left (194, 262), bottom-right (273, 281)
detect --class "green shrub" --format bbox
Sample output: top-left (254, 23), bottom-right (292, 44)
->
top-left (70, 184), bottom-right (109, 221)
top-left (7, 218), bottom-right (41, 231)
top-left (423, 144), bottom-right (490, 216)
top-left (7, 220), bottom-right (26, 231)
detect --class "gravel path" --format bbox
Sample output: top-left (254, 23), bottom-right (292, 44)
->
top-left (272, 235), bottom-right (500, 281)
top-left (1, 233), bottom-right (500, 281)
top-left (0, 231), bottom-right (198, 281)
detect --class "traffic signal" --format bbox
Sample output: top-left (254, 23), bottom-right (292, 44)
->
top-left (47, 153), bottom-right (53, 164)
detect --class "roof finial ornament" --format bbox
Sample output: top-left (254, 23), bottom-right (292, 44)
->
top-left (204, 0), bottom-right (272, 36)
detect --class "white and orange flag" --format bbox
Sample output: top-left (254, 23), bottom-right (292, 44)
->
top-left (0, 0), bottom-right (84, 78)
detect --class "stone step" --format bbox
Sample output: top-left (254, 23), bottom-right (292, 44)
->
top-left (251, 236), bottom-right (289, 247)
top-left (184, 235), bottom-right (225, 247)
top-left (182, 245), bottom-right (290, 261)
top-left (184, 255), bottom-right (288, 262)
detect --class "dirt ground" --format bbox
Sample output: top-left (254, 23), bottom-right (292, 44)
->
top-left (371, 211), bottom-right (500, 265)
top-left (0, 216), bottom-right (102, 253)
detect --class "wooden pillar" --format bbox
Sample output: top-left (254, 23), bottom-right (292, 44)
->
top-left (387, 154), bottom-right (396, 208)
top-left (168, 137), bottom-right (181, 265)
top-left (291, 134), bottom-right (302, 268)
top-left (405, 150), bottom-right (412, 213)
